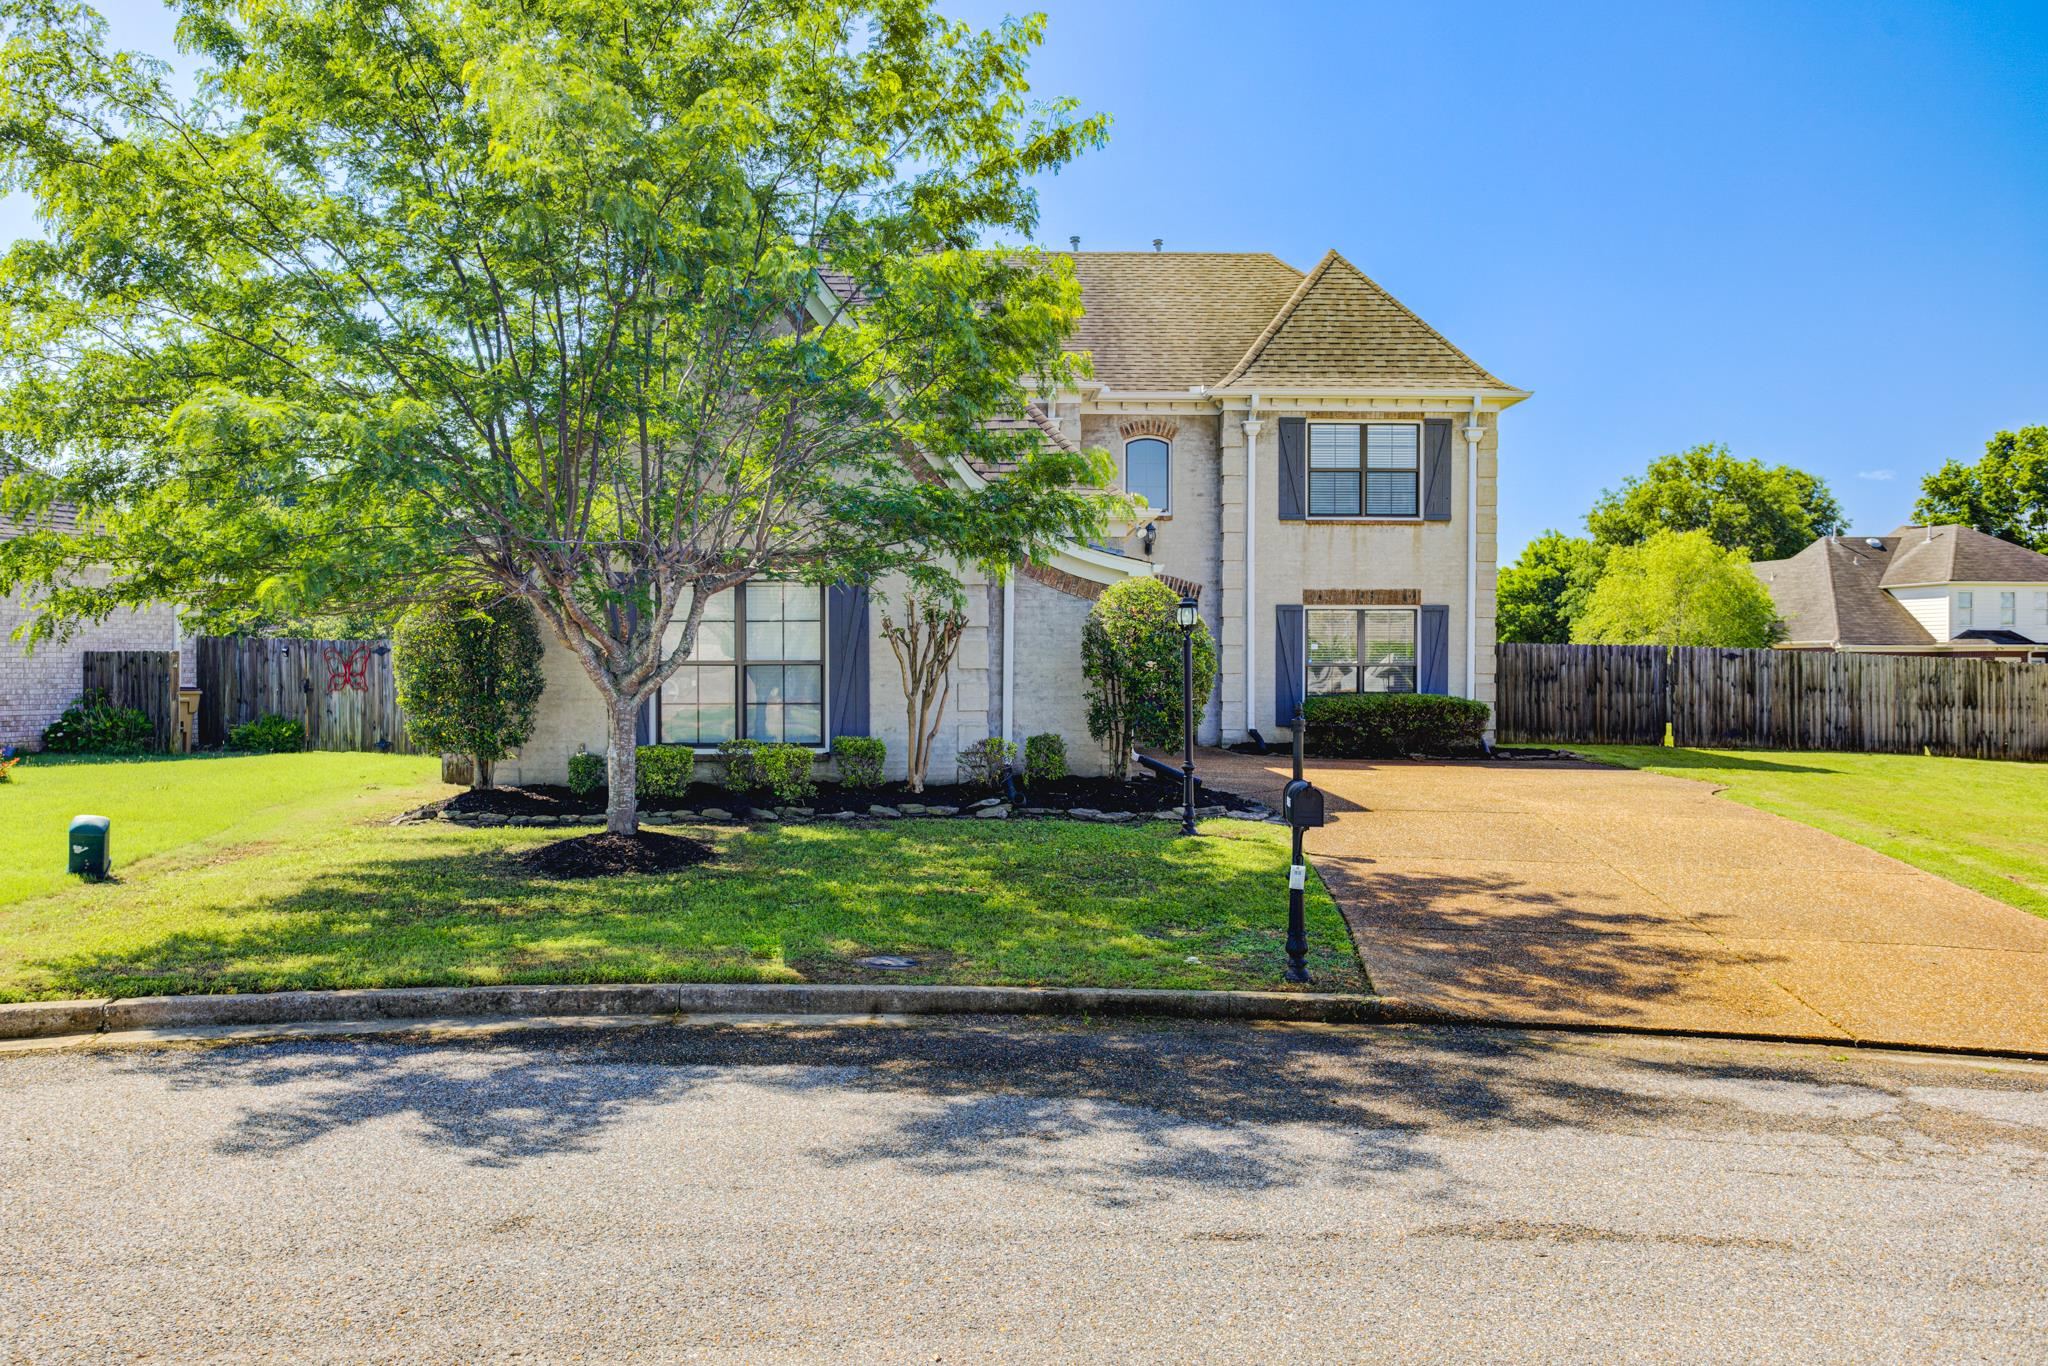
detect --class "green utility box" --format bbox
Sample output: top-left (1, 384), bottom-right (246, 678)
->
top-left (68, 814), bottom-right (111, 881)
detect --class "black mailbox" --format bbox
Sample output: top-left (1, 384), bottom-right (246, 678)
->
top-left (1282, 779), bottom-right (1325, 829)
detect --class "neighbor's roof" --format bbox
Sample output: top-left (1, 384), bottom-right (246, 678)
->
top-left (0, 502), bottom-right (80, 541)
top-left (1752, 535), bottom-right (1935, 648)
top-left (1879, 524), bottom-right (2048, 587)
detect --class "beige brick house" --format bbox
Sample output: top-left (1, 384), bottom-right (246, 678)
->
top-left (497, 248), bottom-right (1526, 784)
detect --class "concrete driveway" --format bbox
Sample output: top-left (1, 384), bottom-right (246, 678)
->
top-left (1195, 750), bottom-right (2048, 1054)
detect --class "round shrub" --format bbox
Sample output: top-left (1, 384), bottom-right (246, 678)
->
top-left (567, 752), bottom-right (605, 797)
top-left (41, 690), bottom-right (153, 754)
top-left (717, 738), bottom-right (763, 792)
top-left (956, 736), bottom-right (1015, 788)
top-left (832, 736), bottom-right (886, 788)
top-left (754, 743), bottom-right (818, 803)
top-left (393, 592), bottom-right (546, 788)
top-left (1300, 694), bottom-right (1490, 758)
top-left (229, 714), bottom-right (305, 753)
top-left (1023, 732), bottom-right (1068, 785)
top-left (1081, 578), bottom-right (1217, 779)
top-left (636, 744), bottom-right (694, 798)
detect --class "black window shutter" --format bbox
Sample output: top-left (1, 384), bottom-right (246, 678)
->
top-left (1418, 604), bottom-right (1451, 694)
top-left (1275, 605), bottom-right (1305, 726)
top-left (1276, 418), bottom-right (1306, 521)
top-left (827, 584), bottom-right (871, 738)
top-left (1423, 419), bottom-right (1454, 522)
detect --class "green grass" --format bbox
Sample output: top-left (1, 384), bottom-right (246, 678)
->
top-left (1567, 746), bottom-right (2048, 918)
top-left (0, 753), bottom-right (1360, 1001)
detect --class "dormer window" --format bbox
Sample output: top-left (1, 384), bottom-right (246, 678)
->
top-left (1124, 437), bottom-right (1170, 514)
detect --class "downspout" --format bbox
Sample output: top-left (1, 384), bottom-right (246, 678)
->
top-left (1242, 398), bottom-right (1264, 738)
top-left (1001, 569), bottom-right (1015, 754)
top-left (1462, 396), bottom-right (1485, 698)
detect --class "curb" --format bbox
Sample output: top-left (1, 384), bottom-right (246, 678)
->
top-left (2, 982), bottom-right (2044, 1061)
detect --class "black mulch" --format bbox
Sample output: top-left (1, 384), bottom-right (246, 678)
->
top-left (516, 830), bottom-right (717, 878)
top-left (438, 772), bottom-right (1258, 821)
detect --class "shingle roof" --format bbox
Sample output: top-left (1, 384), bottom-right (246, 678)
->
top-left (1060, 252), bottom-right (1306, 391)
top-left (0, 502), bottom-right (80, 541)
top-left (1215, 250), bottom-right (1510, 391)
top-left (1880, 524), bottom-right (2048, 587)
top-left (1752, 536), bottom-right (1935, 647)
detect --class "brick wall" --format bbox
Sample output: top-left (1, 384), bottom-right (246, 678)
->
top-left (2, 573), bottom-right (188, 750)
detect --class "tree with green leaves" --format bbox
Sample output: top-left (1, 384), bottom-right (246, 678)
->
top-left (1571, 529), bottom-right (1782, 648)
top-left (0, 0), bottom-right (1116, 832)
top-left (1081, 577), bottom-right (1216, 781)
top-left (1587, 444), bottom-right (1845, 560)
top-left (1915, 426), bottom-right (2048, 553)
top-left (1496, 531), bottom-right (1604, 644)
top-left (392, 592), bottom-right (546, 788)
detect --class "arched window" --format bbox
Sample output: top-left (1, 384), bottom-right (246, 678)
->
top-left (1125, 437), bottom-right (1170, 514)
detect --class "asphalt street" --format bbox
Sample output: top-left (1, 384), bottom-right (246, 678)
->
top-left (3, 1017), bottom-right (2046, 1362)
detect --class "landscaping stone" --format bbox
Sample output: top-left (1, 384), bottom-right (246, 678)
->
top-left (1067, 808), bottom-right (1104, 820)
top-left (1097, 811), bottom-right (1136, 823)
top-left (754, 809), bottom-right (780, 821)
top-left (925, 805), bottom-right (960, 817)
top-left (1023, 807), bottom-right (1057, 817)
top-left (700, 808), bottom-right (734, 822)
top-left (973, 804), bottom-right (1011, 820)
top-left (897, 803), bottom-right (928, 815)
top-left (829, 811), bottom-right (860, 822)
top-left (867, 805), bottom-right (902, 818)
top-left (968, 796), bottom-right (1004, 811)
top-left (787, 807), bottom-right (815, 817)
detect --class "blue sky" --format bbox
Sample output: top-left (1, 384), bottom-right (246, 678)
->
top-left (7, 1), bottom-right (2045, 559)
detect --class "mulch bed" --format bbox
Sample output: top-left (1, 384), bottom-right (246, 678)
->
top-left (516, 830), bottom-right (717, 878)
top-left (439, 772), bottom-right (1258, 821)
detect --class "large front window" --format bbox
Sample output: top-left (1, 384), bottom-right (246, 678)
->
top-left (1307, 608), bottom-right (1417, 695)
top-left (1308, 422), bottom-right (1419, 518)
top-left (661, 583), bottom-right (825, 746)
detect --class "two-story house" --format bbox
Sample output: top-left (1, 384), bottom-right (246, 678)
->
top-left (496, 248), bottom-right (1525, 783)
top-left (1753, 524), bottom-right (2048, 658)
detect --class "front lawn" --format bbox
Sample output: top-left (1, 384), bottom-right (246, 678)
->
top-left (1567, 746), bottom-right (2048, 918)
top-left (0, 754), bottom-right (1359, 1001)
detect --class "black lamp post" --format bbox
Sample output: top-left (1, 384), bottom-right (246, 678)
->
top-left (1175, 594), bottom-right (1200, 836)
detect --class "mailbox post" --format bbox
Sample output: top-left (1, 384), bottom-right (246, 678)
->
top-left (1279, 706), bottom-right (1324, 983)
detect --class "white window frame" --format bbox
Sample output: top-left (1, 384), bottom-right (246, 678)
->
top-left (2035, 591), bottom-right (2048, 630)
top-left (1304, 605), bottom-right (1420, 697)
top-left (1123, 437), bottom-right (1171, 517)
top-left (2000, 591), bottom-right (2017, 627)
top-left (1956, 590), bottom-right (1974, 629)
top-left (658, 582), bottom-right (831, 752)
top-left (1305, 421), bottom-right (1422, 521)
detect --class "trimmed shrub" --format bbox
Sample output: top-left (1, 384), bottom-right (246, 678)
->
top-left (636, 745), bottom-right (694, 798)
top-left (956, 736), bottom-right (1016, 788)
top-left (567, 752), bottom-right (605, 797)
top-left (1081, 577), bottom-right (1217, 779)
top-left (41, 690), bottom-right (154, 754)
top-left (392, 592), bottom-right (546, 788)
top-left (754, 743), bottom-right (818, 803)
top-left (717, 738), bottom-right (764, 792)
top-left (1022, 733), bottom-right (1068, 786)
top-left (832, 736), bottom-right (886, 789)
top-left (228, 714), bottom-right (305, 753)
top-left (1301, 694), bottom-right (1491, 759)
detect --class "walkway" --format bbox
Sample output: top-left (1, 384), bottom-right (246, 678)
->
top-left (1194, 748), bottom-right (2048, 1053)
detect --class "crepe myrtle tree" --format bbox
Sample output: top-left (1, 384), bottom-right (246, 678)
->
top-left (0, 0), bottom-right (1119, 833)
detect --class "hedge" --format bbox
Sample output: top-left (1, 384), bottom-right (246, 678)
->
top-left (1300, 693), bottom-right (1490, 758)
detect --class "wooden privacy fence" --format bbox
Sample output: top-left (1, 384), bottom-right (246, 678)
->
top-left (1498, 643), bottom-right (2048, 761)
top-left (196, 636), bottom-right (418, 754)
top-left (82, 650), bottom-right (180, 752)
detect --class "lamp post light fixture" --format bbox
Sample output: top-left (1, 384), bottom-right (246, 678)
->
top-left (1175, 594), bottom-right (1200, 837)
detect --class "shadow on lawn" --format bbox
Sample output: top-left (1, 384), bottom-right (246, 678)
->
top-left (1590, 748), bottom-right (1844, 776)
top-left (113, 1018), bottom-right (2047, 1201)
top-left (33, 819), bottom-right (1366, 997)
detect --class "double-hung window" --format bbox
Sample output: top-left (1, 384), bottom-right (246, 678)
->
top-left (2000, 592), bottom-right (2017, 627)
top-left (661, 582), bottom-right (825, 747)
top-left (1957, 591), bottom-right (1975, 629)
top-left (1125, 438), bottom-right (1170, 514)
top-left (1307, 423), bottom-right (1419, 518)
top-left (1306, 608), bottom-right (1418, 695)
top-left (2036, 591), bottom-right (2048, 632)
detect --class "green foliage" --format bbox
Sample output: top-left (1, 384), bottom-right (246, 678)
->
top-left (1302, 694), bottom-right (1491, 759)
top-left (1497, 532), bottom-right (1606, 643)
top-left (41, 691), bottom-right (153, 754)
top-left (228, 714), bottom-right (305, 754)
top-left (956, 736), bottom-right (1017, 788)
top-left (718, 739), bottom-right (765, 793)
top-left (1572, 530), bottom-right (1783, 647)
top-left (566, 753), bottom-right (605, 798)
top-left (392, 594), bottom-right (546, 784)
top-left (831, 736), bottom-right (886, 789)
top-left (1587, 444), bottom-right (1845, 560)
top-left (1915, 426), bottom-right (2048, 552)
top-left (636, 745), bottom-right (694, 799)
top-left (0, 0), bottom-right (1120, 833)
top-left (753, 745), bottom-right (819, 804)
top-left (1023, 733), bottom-right (1068, 786)
top-left (1082, 578), bottom-right (1217, 780)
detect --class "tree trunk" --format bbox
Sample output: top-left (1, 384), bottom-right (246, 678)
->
top-left (604, 697), bottom-right (640, 834)
top-left (475, 756), bottom-right (495, 789)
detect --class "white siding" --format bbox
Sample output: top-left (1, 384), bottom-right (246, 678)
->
top-left (1890, 586), bottom-right (1950, 641)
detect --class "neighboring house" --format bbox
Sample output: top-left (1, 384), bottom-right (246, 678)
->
top-left (1753, 524), bottom-right (2048, 658)
top-left (497, 248), bottom-right (1526, 784)
top-left (0, 504), bottom-right (198, 749)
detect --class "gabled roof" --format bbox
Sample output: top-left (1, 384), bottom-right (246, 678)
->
top-left (1880, 524), bottom-right (2048, 587)
top-left (0, 502), bottom-right (80, 542)
top-left (1060, 252), bottom-right (1306, 391)
top-left (1214, 250), bottom-right (1510, 391)
top-left (1752, 535), bottom-right (1935, 648)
